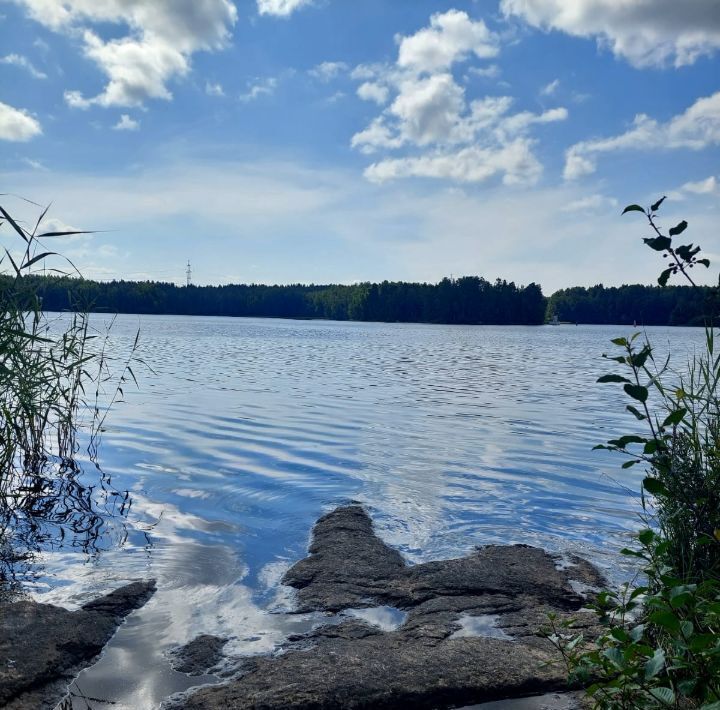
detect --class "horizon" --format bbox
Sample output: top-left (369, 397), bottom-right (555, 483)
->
top-left (1, 1), bottom-right (718, 292)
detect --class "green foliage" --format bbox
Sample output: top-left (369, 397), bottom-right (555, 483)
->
top-left (549, 199), bottom-right (720, 708)
top-left (0, 198), bottom-right (137, 583)
top-left (0, 273), bottom-right (548, 326)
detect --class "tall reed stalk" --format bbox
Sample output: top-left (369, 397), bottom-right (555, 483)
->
top-left (0, 198), bottom-right (136, 583)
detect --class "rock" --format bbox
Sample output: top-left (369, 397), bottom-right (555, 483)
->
top-left (166, 506), bottom-right (603, 709)
top-left (169, 634), bottom-right (229, 675)
top-left (0, 580), bottom-right (156, 709)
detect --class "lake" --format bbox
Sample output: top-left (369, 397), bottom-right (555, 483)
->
top-left (24, 315), bottom-right (703, 709)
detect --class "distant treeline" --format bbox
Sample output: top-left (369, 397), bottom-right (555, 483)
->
top-left (4, 274), bottom-right (547, 325)
top-left (548, 284), bottom-right (718, 326)
top-left (3, 275), bottom-right (717, 326)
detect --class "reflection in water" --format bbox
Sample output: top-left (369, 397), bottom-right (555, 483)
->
top-left (0, 457), bottom-right (130, 587)
top-left (12, 316), bottom-right (703, 709)
top-left (450, 614), bottom-right (514, 641)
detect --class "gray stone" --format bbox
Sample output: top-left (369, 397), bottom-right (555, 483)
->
top-left (169, 634), bottom-right (229, 676)
top-left (0, 580), bottom-right (156, 709)
top-left (166, 506), bottom-right (603, 709)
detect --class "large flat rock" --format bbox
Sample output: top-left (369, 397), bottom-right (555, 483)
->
top-left (0, 580), bottom-right (156, 709)
top-left (167, 505), bottom-right (603, 709)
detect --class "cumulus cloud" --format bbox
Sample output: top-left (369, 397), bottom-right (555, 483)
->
top-left (357, 82), bottom-right (389, 105)
top-left (0, 101), bottom-right (42, 141)
top-left (501, 0), bottom-right (720, 68)
top-left (0, 53), bottom-right (47, 79)
top-left (113, 114), bottom-right (139, 131)
top-left (257, 0), bottom-right (313, 17)
top-left (396, 9), bottom-right (499, 73)
top-left (350, 11), bottom-right (567, 185)
top-left (564, 91), bottom-right (720, 179)
top-left (14, 0), bottom-right (237, 108)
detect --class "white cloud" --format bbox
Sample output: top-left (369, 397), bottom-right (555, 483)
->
top-left (350, 9), bottom-right (567, 185)
top-left (540, 78), bottom-right (559, 96)
top-left (357, 82), bottom-right (389, 105)
top-left (364, 139), bottom-right (543, 185)
top-left (564, 91), bottom-right (720, 179)
top-left (396, 9), bottom-right (499, 73)
top-left (0, 53), bottom-right (47, 79)
top-left (467, 64), bottom-right (501, 80)
top-left (501, 0), bottom-right (720, 68)
top-left (113, 114), bottom-right (139, 131)
top-left (561, 194), bottom-right (618, 213)
top-left (15, 0), bottom-right (237, 108)
top-left (205, 81), bottom-right (225, 97)
top-left (239, 77), bottom-right (278, 102)
top-left (257, 0), bottom-right (313, 17)
top-left (669, 175), bottom-right (719, 200)
top-left (309, 61), bottom-right (348, 82)
top-left (681, 175), bottom-right (718, 195)
top-left (0, 101), bottom-right (42, 141)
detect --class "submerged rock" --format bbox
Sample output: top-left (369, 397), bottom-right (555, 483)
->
top-left (0, 580), bottom-right (156, 709)
top-left (167, 505), bottom-right (603, 709)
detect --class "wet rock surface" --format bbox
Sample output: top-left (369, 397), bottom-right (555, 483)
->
top-left (167, 505), bottom-right (604, 709)
top-left (169, 634), bottom-right (229, 676)
top-left (0, 580), bottom-right (156, 710)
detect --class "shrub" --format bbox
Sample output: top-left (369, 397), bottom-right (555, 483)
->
top-left (549, 198), bottom-right (720, 709)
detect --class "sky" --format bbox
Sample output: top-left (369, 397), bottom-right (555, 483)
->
top-left (0, 0), bottom-right (718, 293)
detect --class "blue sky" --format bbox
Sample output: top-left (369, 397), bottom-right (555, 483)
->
top-left (1, 0), bottom-right (718, 292)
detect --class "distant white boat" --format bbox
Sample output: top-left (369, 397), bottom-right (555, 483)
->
top-left (549, 314), bottom-right (560, 325)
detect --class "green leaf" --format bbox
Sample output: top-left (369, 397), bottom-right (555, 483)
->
top-left (638, 528), bottom-right (656, 545)
top-left (677, 679), bottom-right (697, 696)
top-left (621, 459), bottom-right (639, 469)
top-left (649, 687), bottom-right (675, 706)
top-left (627, 405), bottom-right (646, 421)
top-left (662, 408), bottom-right (687, 427)
top-left (624, 384), bottom-right (648, 403)
top-left (630, 345), bottom-right (652, 368)
top-left (597, 374), bottom-right (631, 384)
top-left (658, 267), bottom-right (673, 287)
top-left (649, 610), bottom-right (680, 633)
top-left (644, 236), bottom-right (672, 251)
top-left (643, 477), bottom-right (668, 497)
top-left (643, 439), bottom-right (660, 455)
top-left (602, 647), bottom-right (624, 668)
top-left (629, 623), bottom-right (645, 641)
top-left (675, 243), bottom-right (700, 262)
top-left (622, 204), bottom-right (645, 215)
top-left (650, 196), bottom-right (666, 212)
top-left (608, 435), bottom-right (646, 448)
top-left (611, 337), bottom-right (628, 346)
top-left (669, 220), bottom-right (688, 236)
top-left (645, 648), bottom-right (665, 679)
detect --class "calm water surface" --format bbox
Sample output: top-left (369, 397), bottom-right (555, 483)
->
top-left (24, 315), bottom-right (702, 709)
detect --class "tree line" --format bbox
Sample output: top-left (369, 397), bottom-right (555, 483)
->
top-left (547, 284), bottom-right (717, 326)
top-left (1, 274), bottom-right (715, 326)
top-left (4, 274), bottom-right (546, 325)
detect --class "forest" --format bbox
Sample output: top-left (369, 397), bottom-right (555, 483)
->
top-left (548, 283), bottom-right (717, 326)
top-left (2, 274), bottom-right (714, 326)
top-left (5, 274), bottom-right (547, 325)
